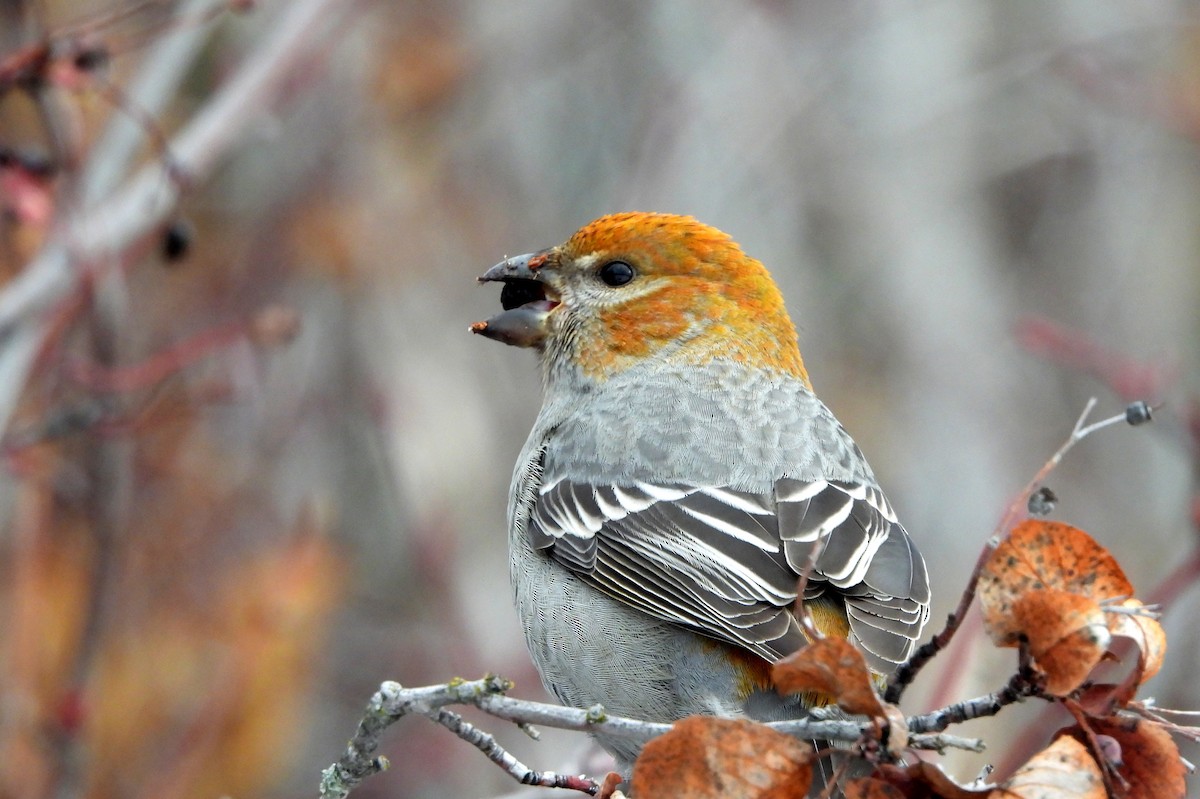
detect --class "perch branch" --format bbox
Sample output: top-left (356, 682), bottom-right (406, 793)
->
top-left (319, 676), bottom-right (989, 799)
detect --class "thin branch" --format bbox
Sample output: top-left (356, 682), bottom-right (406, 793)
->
top-left (1144, 545), bottom-right (1200, 609)
top-left (318, 676), bottom-right (989, 799)
top-left (994, 398), bottom-right (1133, 534)
top-left (793, 529), bottom-right (828, 643)
top-left (427, 708), bottom-right (600, 795)
top-left (0, 0), bottom-right (369, 439)
top-left (1063, 699), bottom-right (1127, 795)
top-left (908, 732), bottom-right (986, 754)
top-left (78, 0), bottom-right (227, 206)
top-left (816, 758), bottom-right (854, 799)
top-left (886, 399), bottom-right (1141, 704)
top-left (1129, 703), bottom-right (1200, 744)
top-left (906, 667), bottom-right (1044, 735)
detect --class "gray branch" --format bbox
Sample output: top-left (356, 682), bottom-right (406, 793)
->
top-left (318, 676), bottom-right (991, 799)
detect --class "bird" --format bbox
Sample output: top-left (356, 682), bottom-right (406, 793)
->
top-left (470, 211), bottom-right (930, 780)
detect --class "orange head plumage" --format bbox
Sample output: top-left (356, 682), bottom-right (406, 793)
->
top-left (473, 212), bottom-right (808, 384)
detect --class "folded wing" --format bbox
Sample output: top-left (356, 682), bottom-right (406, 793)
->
top-left (531, 476), bottom-right (930, 671)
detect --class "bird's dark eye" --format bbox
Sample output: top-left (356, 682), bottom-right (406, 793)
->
top-left (598, 260), bottom-right (635, 287)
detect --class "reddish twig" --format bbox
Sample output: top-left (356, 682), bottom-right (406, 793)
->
top-left (65, 317), bottom-right (249, 393)
top-left (1144, 546), bottom-right (1200, 609)
top-left (1062, 700), bottom-right (1128, 795)
top-left (1130, 702), bottom-right (1200, 746)
top-left (1015, 316), bottom-right (1172, 405)
top-left (793, 532), bottom-right (828, 644)
top-left (886, 399), bottom-right (1138, 706)
top-left (815, 756), bottom-right (854, 799)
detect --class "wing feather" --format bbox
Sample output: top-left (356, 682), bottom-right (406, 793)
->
top-left (530, 472), bottom-right (929, 671)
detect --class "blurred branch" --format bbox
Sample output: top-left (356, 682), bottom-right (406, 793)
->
top-left (1014, 316), bottom-right (1173, 402)
top-left (20, 11), bottom-right (228, 797)
top-left (319, 676), bottom-right (987, 799)
top-left (0, 0), bottom-right (369, 439)
top-left (79, 0), bottom-right (228, 205)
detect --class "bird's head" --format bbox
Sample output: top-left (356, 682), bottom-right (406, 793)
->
top-left (471, 212), bottom-right (808, 384)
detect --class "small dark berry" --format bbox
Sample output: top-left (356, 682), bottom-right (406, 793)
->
top-left (1125, 400), bottom-right (1153, 426)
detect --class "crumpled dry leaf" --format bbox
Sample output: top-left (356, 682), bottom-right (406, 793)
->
top-left (842, 776), bottom-right (908, 799)
top-left (979, 520), bottom-right (1132, 647)
top-left (1106, 599), bottom-right (1167, 687)
top-left (632, 716), bottom-right (813, 799)
top-left (868, 761), bottom-right (986, 799)
top-left (1066, 717), bottom-right (1186, 799)
top-left (989, 735), bottom-right (1105, 799)
top-left (978, 520), bottom-right (1168, 701)
top-left (772, 637), bottom-right (884, 719)
top-left (1012, 588), bottom-right (1109, 696)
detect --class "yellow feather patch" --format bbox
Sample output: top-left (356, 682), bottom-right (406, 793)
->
top-left (803, 594), bottom-right (852, 642)
top-left (698, 594), bottom-right (853, 705)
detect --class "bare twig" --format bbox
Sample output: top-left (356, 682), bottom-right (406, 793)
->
top-left (427, 708), bottom-right (601, 795)
top-left (319, 676), bottom-right (988, 799)
top-left (1144, 546), bottom-right (1200, 609)
top-left (815, 757), bottom-right (854, 799)
top-left (886, 399), bottom-right (1144, 705)
top-left (1063, 700), bottom-right (1127, 795)
top-left (793, 529), bottom-right (829, 643)
top-left (78, 0), bottom-right (227, 206)
top-left (906, 666), bottom-right (1044, 735)
top-left (1130, 702), bottom-right (1200, 744)
top-left (994, 398), bottom-right (1132, 534)
top-left (908, 732), bottom-right (986, 754)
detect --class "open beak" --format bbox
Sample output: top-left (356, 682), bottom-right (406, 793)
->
top-left (470, 252), bottom-right (560, 348)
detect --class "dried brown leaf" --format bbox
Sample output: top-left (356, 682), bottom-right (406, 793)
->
top-left (870, 761), bottom-right (987, 798)
top-left (1012, 588), bottom-right (1109, 696)
top-left (1107, 599), bottom-right (1167, 688)
top-left (979, 520), bottom-right (1132, 647)
top-left (632, 716), bottom-right (813, 799)
top-left (1070, 717), bottom-right (1187, 799)
top-left (990, 735), bottom-right (1105, 799)
top-left (842, 776), bottom-right (907, 799)
top-left (772, 637), bottom-right (884, 718)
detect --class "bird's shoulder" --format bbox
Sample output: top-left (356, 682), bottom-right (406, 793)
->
top-left (534, 358), bottom-right (867, 489)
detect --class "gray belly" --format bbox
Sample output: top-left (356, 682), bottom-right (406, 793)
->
top-left (511, 534), bottom-right (760, 765)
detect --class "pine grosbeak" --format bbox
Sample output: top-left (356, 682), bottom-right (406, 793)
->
top-left (471, 212), bottom-right (930, 769)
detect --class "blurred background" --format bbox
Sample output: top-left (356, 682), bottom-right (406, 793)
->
top-left (1, 1), bottom-right (1198, 797)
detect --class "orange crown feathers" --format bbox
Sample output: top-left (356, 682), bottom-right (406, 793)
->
top-left (563, 213), bottom-right (809, 384)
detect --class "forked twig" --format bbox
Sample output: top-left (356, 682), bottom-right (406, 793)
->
top-left (886, 400), bottom-right (1150, 704)
top-left (319, 676), bottom-right (989, 799)
top-left (427, 709), bottom-right (601, 795)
